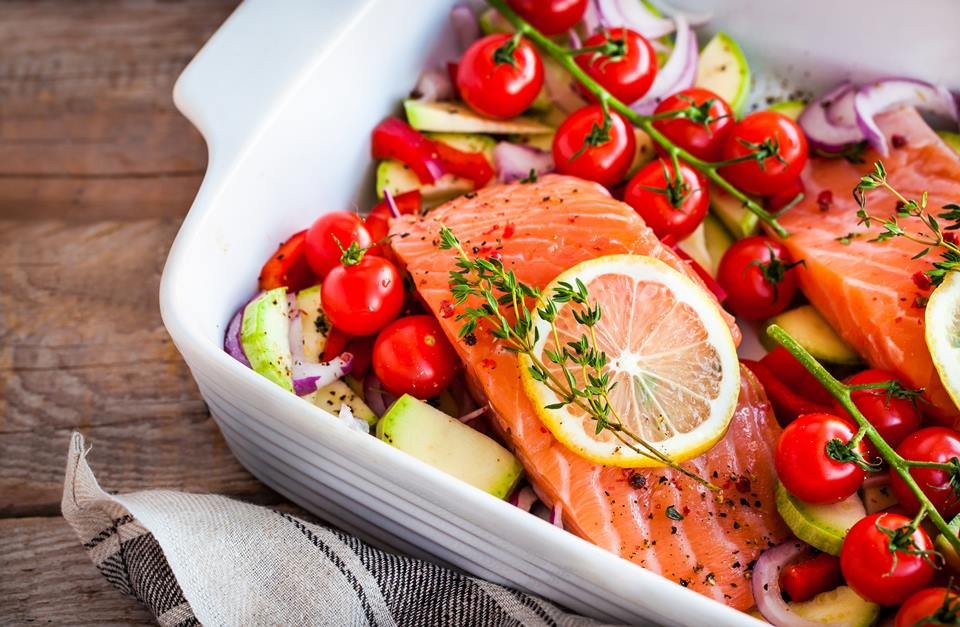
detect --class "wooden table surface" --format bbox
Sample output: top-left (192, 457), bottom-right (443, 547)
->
top-left (0, 2), bottom-right (294, 623)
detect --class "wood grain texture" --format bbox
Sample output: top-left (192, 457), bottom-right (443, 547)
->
top-left (0, 517), bottom-right (154, 626)
top-left (0, 1), bottom-right (271, 623)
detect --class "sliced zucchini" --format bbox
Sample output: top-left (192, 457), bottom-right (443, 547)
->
top-left (240, 287), bottom-right (293, 392)
top-left (938, 130), bottom-right (960, 155)
top-left (935, 512), bottom-right (960, 572)
top-left (296, 285), bottom-right (327, 362)
top-left (677, 223), bottom-right (713, 275)
top-left (404, 100), bottom-right (552, 134)
top-left (376, 160), bottom-right (473, 209)
top-left (702, 213), bottom-right (734, 276)
top-left (306, 378), bottom-right (378, 425)
top-left (776, 481), bottom-right (865, 555)
top-left (426, 132), bottom-right (496, 161)
top-left (765, 305), bottom-right (862, 365)
top-left (861, 483), bottom-right (897, 515)
top-left (790, 586), bottom-right (880, 627)
top-left (627, 128), bottom-right (657, 178)
top-left (695, 32), bottom-right (751, 118)
top-left (709, 184), bottom-right (759, 239)
top-left (768, 100), bottom-right (806, 121)
top-left (478, 7), bottom-right (512, 34)
top-left (508, 133), bottom-right (555, 153)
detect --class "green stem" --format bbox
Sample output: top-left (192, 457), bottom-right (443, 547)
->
top-left (486, 0), bottom-right (789, 238)
top-left (767, 324), bottom-right (960, 555)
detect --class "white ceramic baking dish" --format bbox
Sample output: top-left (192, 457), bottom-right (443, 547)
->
top-left (160, 1), bottom-right (960, 623)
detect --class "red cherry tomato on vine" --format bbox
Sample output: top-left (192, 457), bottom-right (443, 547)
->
top-left (833, 369), bottom-right (922, 448)
top-left (651, 88), bottom-right (734, 161)
top-left (507, 0), bottom-right (587, 35)
top-left (373, 315), bottom-right (459, 399)
top-left (305, 211), bottom-right (372, 278)
top-left (575, 28), bottom-right (657, 105)
top-left (553, 105), bottom-right (636, 187)
top-left (624, 158), bottom-right (708, 240)
top-left (320, 254), bottom-right (404, 337)
top-left (895, 587), bottom-right (960, 627)
top-left (840, 512), bottom-right (935, 605)
top-left (716, 236), bottom-right (801, 320)
top-left (719, 111), bottom-right (808, 195)
top-left (889, 427), bottom-right (960, 519)
top-left (776, 413), bottom-right (867, 504)
top-left (457, 34), bottom-right (544, 119)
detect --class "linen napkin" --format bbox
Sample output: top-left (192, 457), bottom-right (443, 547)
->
top-left (61, 433), bottom-right (601, 626)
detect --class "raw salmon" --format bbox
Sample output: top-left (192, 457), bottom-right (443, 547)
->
top-left (390, 175), bottom-right (787, 609)
top-left (775, 107), bottom-right (960, 424)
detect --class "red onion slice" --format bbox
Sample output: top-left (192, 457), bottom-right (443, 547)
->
top-left (450, 4), bottom-right (479, 52)
top-left (292, 352), bottom-right (354, 396)
top-left (493, 142), bottom-right (554, 183)
top-left (824, 84), bottom-right (857, 128)
top-left (337, 403), bottom-right (370, 434)
top-left (224, 306), bottom-right (250, 367)
top-left (363, 373), bottom-right (398, 417)
top-left (508, 485), bottom-right (539, 512)
top-left (645, 0), bottom-right (712, 28)
top-left (410, 67), bottom-right (455, 102)
top-left (458, 405), bottom-right (488, 423)
top-left (581, 0), bottom-right (601, 34)
top-left (752, 541), bottom-right (829, 627)
top-left (597, 0), bottom-right (676, 39)
top-left (631, 16), bottom-right (697, 113)
top-left (550, 502), bottom-right (564, 529)
top-left (798, 83), bottom-right (866, 153)
top-left (855, 78), bottom-right (959, 155)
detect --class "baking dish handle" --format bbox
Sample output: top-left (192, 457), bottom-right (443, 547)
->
top-left (173, 0), bottom-right (370, 163)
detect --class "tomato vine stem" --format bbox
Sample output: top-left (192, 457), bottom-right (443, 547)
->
top-left (767, 323), bottom-right (960, 554)
top-left (486, 0), bottom-right (789, 238)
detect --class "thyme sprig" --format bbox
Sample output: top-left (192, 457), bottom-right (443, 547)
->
top-left (437, 224), bottom-right (718, 490)
top-left (768, 324), bottom-right (960, 556)
top-left (485, 0), bottom-right (788, 237)
top-left (854, 160), bottom-right (960, 287)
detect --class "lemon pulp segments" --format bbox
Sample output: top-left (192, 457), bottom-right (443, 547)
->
top-left (520, 254), bottom-right (740, 467)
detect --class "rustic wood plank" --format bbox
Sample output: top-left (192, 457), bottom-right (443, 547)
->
top-left (0, 0), bottom-right (237, 221)
top-left (0, 516), bottom-right (154, 625)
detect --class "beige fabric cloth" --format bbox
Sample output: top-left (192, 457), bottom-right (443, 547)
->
top-left (61, 433), bottom-right (602, 626)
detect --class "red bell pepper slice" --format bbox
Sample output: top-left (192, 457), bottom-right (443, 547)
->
top-left (371, 118), bottom-right (444, 184)
top-left (322, 326), bottom-right (352, 363)
top-left (760, 346), bottom-right (835, 406)
top-left (780, 553), bottom-right (841, 603)
top-left (258, 230), bottom-right (316, 292)
top-left (364, 190), bottom-right (422, 244)
top-left (661, 234), bottom-right (727, 303)
top-left (742, 359), bottom-right (833, 425)
top-left (434, 140), bottom-right (494, 188)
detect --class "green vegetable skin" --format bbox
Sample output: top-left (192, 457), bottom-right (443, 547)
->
top-left (694, 32), bottom-right (751, 118)
top-left (296, 285), bottom-right (327, 362)
top-left (376, 395), bottom-right (524, 498)
top-left (709, 184), bottom-right (759, 239)
top-left (403, 100), bottom-right (552, 134)
top-left (764, 305), bottom-right (862, 365)
top-left (241, 287), bottom-right (294, 392)
top-left (767, 100), bottom-right (805, 121)
top-left (789, 586), bottom-right (879, 627)
top-left (775, 482), bottom-right (865, 555)
top-left (939, 130), bottom-right (960, 154)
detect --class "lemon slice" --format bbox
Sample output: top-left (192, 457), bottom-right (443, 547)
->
top-left (520, 254), bottom-right (740, 467)
top-left (926, 271), bottom-right (960, 410)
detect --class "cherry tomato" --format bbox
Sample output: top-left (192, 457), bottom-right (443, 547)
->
top-left (716, 236), bottom-right (801, 320)
top-left (624, 158), bottom-right (708, 240)
top-left (719, 111), bottom-right (808, 196)
top-left (258, 230), bottom-right (316, 291)
top-left (889, 427), bottom-right (960, 518)
top-left (373, 315), bottom-right (459, 399)
top-left (840, 512), bottom-right (936, 605)
top-left (652, 88), bottom-right (734, 161)
top-left (457, 34), bottom-right (544, 119)
top-left (776, 413), bottom-right (866, 503)
top-left (575, 28), bottom-right (657, 105)
top-left (834, 369), bottom-right (923, 448)
top-left (305, 211), bottom-right (372, 278)
top-left (895, 587), bottom-right (960, 627)
top-left (553, 105), bottom-right (636, 187)
top-left (320, 254), bottom-right (404, 336)
top-left (780, 553), bottom-right (842, 603)
top-left (507, 0), bottom-right (587, 34)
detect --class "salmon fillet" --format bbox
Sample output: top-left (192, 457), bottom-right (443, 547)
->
top-left (390, 175), bottom-right (787, 609)
top-left (775, 107), bottom-right (960, 424)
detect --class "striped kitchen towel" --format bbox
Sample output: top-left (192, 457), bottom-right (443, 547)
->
top-left (61, 433), bottom-right (603, 626)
